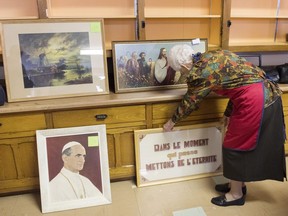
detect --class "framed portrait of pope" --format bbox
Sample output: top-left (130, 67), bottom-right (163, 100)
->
top-left (36, 125), bottom-right (111, 213)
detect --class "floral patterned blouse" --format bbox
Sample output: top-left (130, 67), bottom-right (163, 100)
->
top-left (171, 49), bottom-right (282, 123)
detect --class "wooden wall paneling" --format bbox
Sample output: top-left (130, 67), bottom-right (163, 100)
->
top-left (0, 0), bottom-right (39, 19)
top-left (208, 18), bottom-right (221, 49)
top-left (103, 19), bottom-right (137, 50)
top-left (46, 0), bottom-right (135, 18)
top-left (229, 18), bottom-right (276, 45)
top-left (276, 19), bottom-right (288, 43)
top-left (227, 0), bottom-right (288, 51)
top-left (230, 0), bottom-right (278, 17)
top-left (221, 0), bottom-right (231, 49)
top-left (137, 0), bottom-right (146, 40)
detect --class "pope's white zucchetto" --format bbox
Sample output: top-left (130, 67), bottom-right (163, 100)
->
top-left (62, 141), bottom-right (82, 153)
top-left (168, 44), bottom-right (195, 71)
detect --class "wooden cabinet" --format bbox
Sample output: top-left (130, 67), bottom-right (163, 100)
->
top-left (0, 90), bottom-right (227, 194)
top-left (0, 112), bottom-right (46, 194)
top-left (224, 0), bottom-right (288, 52)
top-left (0, 88), bottom-right (287, 194)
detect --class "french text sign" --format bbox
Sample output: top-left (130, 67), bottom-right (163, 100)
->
top-left (134, 123), bottom-right (223, 187)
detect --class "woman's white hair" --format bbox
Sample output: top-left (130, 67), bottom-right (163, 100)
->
top-left (168, 44), bottom-right (195, 71)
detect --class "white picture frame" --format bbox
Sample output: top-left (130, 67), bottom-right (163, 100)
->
top-left (36, 125), bottom-right (111, 213)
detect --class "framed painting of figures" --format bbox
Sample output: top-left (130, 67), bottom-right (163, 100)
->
top-left (112, 38), bottom-right (207, 93)
top-left (0, 19), bottom-right (109, 102)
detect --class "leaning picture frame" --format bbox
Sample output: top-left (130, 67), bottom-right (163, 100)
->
top-left (0, 19), bottom-right (109, 102)
top-left (36, 125), bottom-right (111, 213)
top-left (134, 122), bottom-right (223, 187)
top-left (112, 38), bottom-right (207, 93)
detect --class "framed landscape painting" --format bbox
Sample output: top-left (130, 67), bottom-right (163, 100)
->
top-left (0, 19), bottom-right (109, 102)
top-left (112, 38), bottom-right (207, 93)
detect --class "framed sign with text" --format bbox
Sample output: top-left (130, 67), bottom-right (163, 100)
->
top-left (134, 122), bottom-right (223, 187)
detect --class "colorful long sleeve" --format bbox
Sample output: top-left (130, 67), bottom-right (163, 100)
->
top-left (170, 49), bottom-right (282, 124)
top-left (172, 78), bottom-right (212, 123)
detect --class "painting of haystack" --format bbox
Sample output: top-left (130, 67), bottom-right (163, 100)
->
top-left (19, 32), bottom-right (92, 88)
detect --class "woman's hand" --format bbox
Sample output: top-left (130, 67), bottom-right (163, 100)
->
top-left (221, 115), bottom-right (230, 127)
top-left (163, 119), bottom-right (175, 132)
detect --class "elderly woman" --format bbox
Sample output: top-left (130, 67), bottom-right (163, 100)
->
top-left (163, 45), bottom-right (286, 207)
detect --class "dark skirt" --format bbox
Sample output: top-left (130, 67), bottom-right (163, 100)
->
top-left (223, 97), bottom-right (287, 182)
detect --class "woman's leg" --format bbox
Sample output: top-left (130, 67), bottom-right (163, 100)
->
top-left (225, 180), bottom-right (244, 201)
top-left (211, 180), bottom-right (246, 206)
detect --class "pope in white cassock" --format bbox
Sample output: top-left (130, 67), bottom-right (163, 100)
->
top-left (49, 141), bottom-right (102, 202)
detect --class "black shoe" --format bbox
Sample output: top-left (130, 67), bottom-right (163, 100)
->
top-left (215, 183), bottom-right (247, 195)
top-left (211, 195), bottom-right (245, 207)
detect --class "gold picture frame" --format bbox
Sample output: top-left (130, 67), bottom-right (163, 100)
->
top-left (112, 38), bottom-right (208, 93)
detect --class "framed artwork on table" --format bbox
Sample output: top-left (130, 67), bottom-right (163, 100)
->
top-left (134, 122), bottom-right (223, 187)
top-left (112, 38), bottom-right (207, 93)
top-left (36, 125), bottom-right (111, 213)
top-left (0, 19), bottom-right (109, 102)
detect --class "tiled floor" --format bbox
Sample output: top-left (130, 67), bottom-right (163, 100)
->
top-left (1, 170), bottom-right (288, 215)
